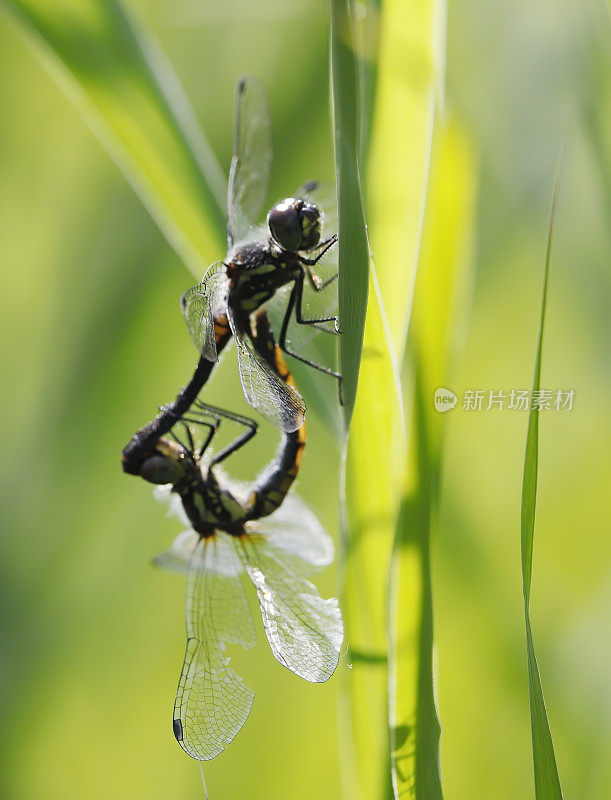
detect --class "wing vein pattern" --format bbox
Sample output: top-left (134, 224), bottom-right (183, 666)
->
top-left (174, 535), bottom-right (256, 761)
top-left (227, 305), bottom-right (306, 432)
top-left (227, 76), bottom-right (272, 246)
top-left (237, 534), bottom-right (343, 683)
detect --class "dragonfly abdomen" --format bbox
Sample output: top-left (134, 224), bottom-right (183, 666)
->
top-left (245, 335), bottom-right (307, 519)
top-left (247, 432), bottom-right (305, 519)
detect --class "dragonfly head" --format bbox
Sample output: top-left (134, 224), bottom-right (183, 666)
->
top-left (267, 197), bottom-right (321, 252)
top-left (138, 439), bottom-right (191, 486)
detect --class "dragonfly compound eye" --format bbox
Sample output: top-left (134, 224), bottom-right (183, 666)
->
top-left (268, 198), bottom-right (304, 251)
top-left (298, 202), bottom-right (321, 250)
top-left (139, 454), bottom-right (186, 486)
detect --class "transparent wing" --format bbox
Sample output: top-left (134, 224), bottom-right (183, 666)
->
top-left (153, 485), bottom-right (190, 527)
top-left (237, 532), bottom-right (343, 683)
top-left (153, 529), bottom-right (199, 575)
top-left (181, 262), bottom-right (229, 361)
top-left (227, 306), bottom-right (306, 433)
top-left (226, 222), bottom-right (268, 263)
top-left (252, 494), bottom-right (335, 572)
top-left (173, 534), bottom-right (256, 761)
top-left (227, 76), bottom-right (272, 247)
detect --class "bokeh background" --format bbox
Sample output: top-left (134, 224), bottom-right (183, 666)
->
top-left (0, 1), bottom-right (609, 798)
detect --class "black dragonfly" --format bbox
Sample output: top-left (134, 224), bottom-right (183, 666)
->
top-left (130, 310), bottom-right (343, 761)
top-left (121, 75), bottom-right (339, 476)
top-left (181, 75), bottom-right (341, 434)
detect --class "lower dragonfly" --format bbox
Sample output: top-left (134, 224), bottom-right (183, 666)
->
top-left (124, 310), bottom-right (343, 760)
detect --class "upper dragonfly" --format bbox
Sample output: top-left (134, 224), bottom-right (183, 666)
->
top-left (131, 310), bottom-right (343, 761)
top-left (182, 75), bottom-right (340, 434)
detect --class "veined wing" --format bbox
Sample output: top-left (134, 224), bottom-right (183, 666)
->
top-left (173, 534), bottom-right (256, 761)
top-left (227, 305), bottom-right (306, 433)
top-left (253, 494), bottom-right (335, 572)
top-left (237, 531), bottom-right (343, 683)
top-left (153, 485), bottom-right (190, 528)
top-left (227, 76), bottom-right (272, 248)
top-left (181, 262), bottom-right (229, 361)
top-left (153, 529), bottom-right (198, 575)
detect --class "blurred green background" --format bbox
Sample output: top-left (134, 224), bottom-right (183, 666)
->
top-left (0, 1), bottom-right (608, 799)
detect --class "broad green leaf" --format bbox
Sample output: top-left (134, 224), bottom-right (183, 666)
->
top-left (367, 0), bottom-right (444, 360)
top-left (389, 117), bottom-right (477, 799)
top-left (520, 168), bottom-right (564, 799)
top-left (3, 0), bottom-right (226, 275)
top-left (330, 0), bottom-right (370, 426)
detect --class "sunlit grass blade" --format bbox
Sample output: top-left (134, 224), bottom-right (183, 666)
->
top-left (364, 3), bottom-right (453, 797)
top-left (367, 0), bottom-right (444, 359)
top-left (389, 117), bottom-right (477, 799)
top-left (340, 278), bottom-right (405, 800)
top-left (332, 2), bottom-right (452, 797)
top-left (330, 3), bottom-right (404, 798)
top-left (520, 163), bottom-right (564, 799)
top-left (352, 0), bottom-right (381, 170)
top-left (3, 0), bottom-right (226, 274)
top-left (330, 0), bottom-right (370, 425)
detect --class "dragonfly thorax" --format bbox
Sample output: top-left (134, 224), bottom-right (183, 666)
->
top-left (181, 476), bottom-right (247, 536)
top-left (227, 248), bottom-right (296, 314)
top-left (229, 239), bottom-right (272, 270)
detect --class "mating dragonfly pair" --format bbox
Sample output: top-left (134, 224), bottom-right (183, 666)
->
top-left (122, 76), bottom-right (343, 761)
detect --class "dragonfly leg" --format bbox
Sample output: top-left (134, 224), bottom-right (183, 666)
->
top-left (179, 406), bottom-right (222, 456)
top-left (297, 236), bottom-right (340, 332)
top-left (169, 415), bottom-right (218, 458)
top-left (294, 269), bottom-right (340, 332)
top-left (182, 421), bottom-right (196, 453)
top-left (298, 233), bottom-right (338, 267)
top-left (302, 266), bottom-right (341, 335)
top-left (168, 427), bottom-right (187, 450)
top-left (196, 402), bottom-right (259, 465)
top-left (160, 406), bottom-right (197, 452)
top-left (279, 277), bottom-right (341, 380)
top-left (305, 266), bottom-right (338, 293)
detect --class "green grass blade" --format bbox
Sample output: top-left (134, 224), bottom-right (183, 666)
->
top-left (389, 118), bottom-right (477, 799)
top-left (340, 277), bottom-right (405, 800)
top-left (389, 403), bottom-right (442, 800)
top-left (356, 25), bottom-right (446, 791)
top-left (352, 0), bottom-right (381, 169)
top-left (520, 165), bottom-right (564, 799)
top-left (330, 0), bottom-right (370, 426)
top-left (525, 620), bottom-right (564, 798)
top-left (331, 4), bottom-right (404, 798)
top-left (3, 0), bottom-right (226, 274)
top-left (367, 0), bottom-right (443, 359)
